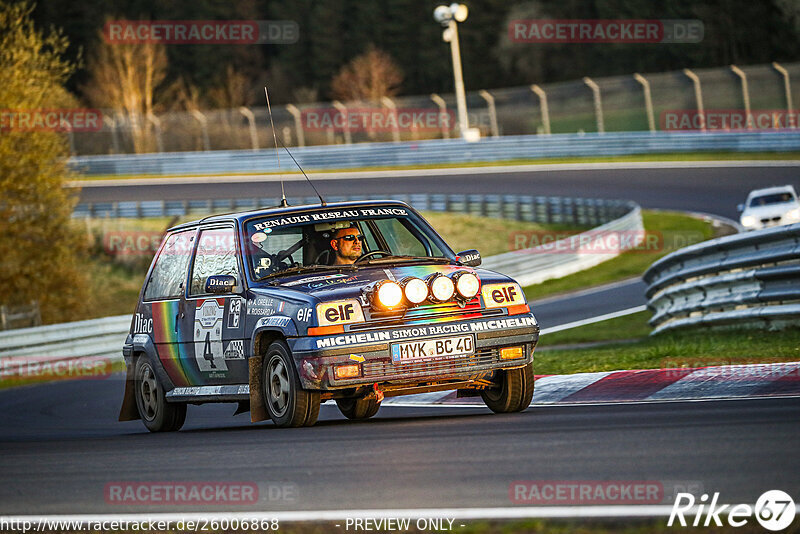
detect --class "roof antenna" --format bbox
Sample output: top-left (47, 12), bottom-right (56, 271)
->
top-left (264, 86), bottom-right (288, 207)
top-left (277, 135), bottom-right (326, 206)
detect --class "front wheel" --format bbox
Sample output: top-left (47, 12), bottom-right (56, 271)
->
top-left (336, 397), bottom-right (380, 420)
top-left (481, 363), bottom-right (534, 413)
top-left (263, 341), bottom-right (320, 427)
top-left (134, 356), bottom-right (186, 432)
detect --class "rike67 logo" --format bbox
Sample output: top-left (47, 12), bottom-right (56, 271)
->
top-left (669, 490), bottom-right (796, 531)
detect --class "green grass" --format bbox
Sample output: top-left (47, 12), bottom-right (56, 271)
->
top-left (538, 311), bottom-right (652, 347)
top-left (524, 210), bottom-right (720, 301)
top-left (534, 328), bottom-right (800, 376)
top-left (71, 151), bottom-right (800, 181)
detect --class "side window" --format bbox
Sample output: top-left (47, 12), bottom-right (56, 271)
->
top-left (374, 218), bottom-right (442, 257)
top-left (144, 230), bottom-right (194, 301)
top-left (190, 226), bottom-right (240, 296)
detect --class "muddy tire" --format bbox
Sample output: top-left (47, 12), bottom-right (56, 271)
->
top-left (134, 356), bottom-right (186, 432)
top-left (336, 397), bottom-right (381, 420)
top-left (481, 363), bottom-right (534, 414)
top-left (263, 341), bottom-right (320, 427)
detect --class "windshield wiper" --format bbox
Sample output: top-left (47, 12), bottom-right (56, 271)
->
top-left (257, 264), bottom-right (356, 282)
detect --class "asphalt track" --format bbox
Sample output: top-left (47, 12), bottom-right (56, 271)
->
top-left (73, 163), bottom-right (800, 219)
top-left (0, 375), bottom-right (798, 515)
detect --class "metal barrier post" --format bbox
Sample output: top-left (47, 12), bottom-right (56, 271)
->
top-left (286, 104), bottom-right (306, 147)
top-left (772, 62), bottom-right (795, 128)
top-left (430, 93), bottom-right (450, 139)
top-left (583, 77), bottom-right (605, 134)
top-left (332, 101), bottom-right (352, 144)
top-left (633, 73), bottom-right (656, 133)
top-left (683, 69), bottom-right (706, 131)
top-left (730, 65), bottom-right (752, 129)
top-left (238, 107), bottom-right (259, 150)
top-left (478, 90), bottom-right (500, 138)
top-left (191, 110), bottom-right (211, 151)
top-left (530, 84), bottom-right (551, 135)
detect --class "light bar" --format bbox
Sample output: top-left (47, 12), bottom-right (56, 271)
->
top-left (428, 273), bottom-right (455, 302)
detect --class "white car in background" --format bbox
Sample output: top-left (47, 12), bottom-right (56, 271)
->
top-left (738, 185), bottom-right (800, 231)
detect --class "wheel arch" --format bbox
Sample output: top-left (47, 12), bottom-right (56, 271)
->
top-left (248, 327), bottom-right (289, 422)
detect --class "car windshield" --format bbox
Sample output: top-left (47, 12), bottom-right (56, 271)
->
top-left (749, 192), bottom-right (796, 207)
top-left (244, 207), bottom-right (450, 279)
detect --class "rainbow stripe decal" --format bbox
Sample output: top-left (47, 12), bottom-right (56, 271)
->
top-left (151, 301), bottom-right (202, 386)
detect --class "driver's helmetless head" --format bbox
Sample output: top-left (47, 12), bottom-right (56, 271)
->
top-left (330, 227), bottom-right (364, 264)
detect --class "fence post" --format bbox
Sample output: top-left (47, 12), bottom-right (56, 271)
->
top-left (190, 110), bottom-right (211, 151)
top-left (332, 101), bottom-right (352, 144)
top-left (478, 90), bottom-right (500, 138)
top-left (730, 65), bottom-right (752, 129)
top-left (381, 97), bottom-right (401, 143)
top-left (530, 84), bottom-right (551, 135)
top-left (633, 73), bottom-right (656, 132)
top-left (683, 69), bottom-right (705, 131)
top-left (772, 62), bottom-right (795, 128)
top-left (430, 93), bottom-right (451, 139)
top-left (583, 77), bottom-right (605, 134)
top-left (238, 107), bottom-right (259, 150)
top-left (285, 104), bottom-right (306, 147)
top-left (0, 305), bottom-right (6, 331)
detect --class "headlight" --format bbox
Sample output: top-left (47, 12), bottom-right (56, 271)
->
top-left (741, 215), bottom-right (756, 227)
top-left (373, 280), bottom-right (404, 309)
top-left (453, 271), bottom-right (480, 299)
top-left (401, 277), bottom-right (428, 305)
top-left (787, 208), bottom-right (800, 220)
top-left (428, 273), bottom-right (455, 302)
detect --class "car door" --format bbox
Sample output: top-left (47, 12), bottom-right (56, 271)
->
top-left (140, 228), bottom-right (197, 387)
top-left (180, 224), bottom-right (249, 385)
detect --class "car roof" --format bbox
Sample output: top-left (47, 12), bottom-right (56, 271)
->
top-left (746, 185), bottom-right (798, 198)
top-left (167, 199), bottom-right (416, 232)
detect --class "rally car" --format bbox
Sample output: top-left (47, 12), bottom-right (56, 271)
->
top-left (119, 200), bottom-right (539, 430)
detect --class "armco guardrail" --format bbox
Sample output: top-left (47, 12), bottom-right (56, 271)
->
top-left (74, 193), bottom-right (635, 227)
top-left (644, 223), bottom-right (800, 334)
top-left (69, 131), bottom-right (800, 176)
top-left (0, 315), bottom-right (131, 370)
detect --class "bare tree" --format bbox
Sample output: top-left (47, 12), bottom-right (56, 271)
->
top-left (331, 46), bottom-right (403, 103)
top-left (83, 28), bottom-right (167, 153)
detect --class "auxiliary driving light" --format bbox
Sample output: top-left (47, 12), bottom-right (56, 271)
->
top-left (500, 346), bottom-right (524, 360)
top-left (428, 273), bottom-right (455, 302)
top-left (334, 364), bottom-right (360, 380)
top-left (401, 277), bottom-right (429, 305)
top-left (453, 271), bottom-right (480, 299)
top-left (373, 280), bottom-right (404, 309)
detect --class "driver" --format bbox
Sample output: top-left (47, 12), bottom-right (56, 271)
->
top-left (330, 226), bottom-right (364, 264)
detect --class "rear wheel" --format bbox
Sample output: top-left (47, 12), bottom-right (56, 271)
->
top-left (134, 356), bottom-right (186, 432)
top-left (481, 363), bottom-right (534, 413)
top-left (263, 341), bottom-right (320, 427)
top-left (336, 397), bottom-right (380, 420)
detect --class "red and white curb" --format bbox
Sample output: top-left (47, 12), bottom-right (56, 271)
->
top-left (383, 362), bottom-right (800, 406)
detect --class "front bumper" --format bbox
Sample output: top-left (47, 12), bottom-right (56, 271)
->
top-left (290, 313), bottom-right (539, 391)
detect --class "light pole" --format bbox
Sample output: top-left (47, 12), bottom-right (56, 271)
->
top-left (434, 3), bottom-right (479, 141)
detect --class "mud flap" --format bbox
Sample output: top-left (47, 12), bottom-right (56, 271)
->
top-left (249, 356), bottom-right (268, 422)
top-left (118, 363), bottom-right (140, 422)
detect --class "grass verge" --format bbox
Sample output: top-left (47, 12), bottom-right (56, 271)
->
top-left (73, 151), bottom-right (800, 182)
top-left (538, 311), bottom-right (651, 347)
top-left (534, 327), bottom-right (800, 376)
top-left (524, 210), bottom-right (720, 301)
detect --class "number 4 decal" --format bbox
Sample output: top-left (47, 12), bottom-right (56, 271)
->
top-left (194, 299), bottom-right (228, 372)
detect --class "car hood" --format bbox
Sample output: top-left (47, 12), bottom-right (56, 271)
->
top-left (743, 203), bottom-right (798, 219)
top-left (253, 263), bottom-right (515, 301)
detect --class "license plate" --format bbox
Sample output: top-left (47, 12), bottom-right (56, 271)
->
top-left (391, 335), bottom-right (474, 362)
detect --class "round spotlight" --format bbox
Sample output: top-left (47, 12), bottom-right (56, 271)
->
top-left (373, 280), bottom-right (404, 309)
top-left (401, 277), bottom-right (429, 305)
top-left (428, 273), bottom-right (455, 302)
top-left (453, 271), bottom-right (480, 299)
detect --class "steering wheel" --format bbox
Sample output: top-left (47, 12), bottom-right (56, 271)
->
top-left (355, 250), bottom-right (391, 263)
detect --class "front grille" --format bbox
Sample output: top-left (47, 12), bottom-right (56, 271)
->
top-left (761, 216), bottom-right (782, 224)
top-left (362, 347), bottom-right (504, 380)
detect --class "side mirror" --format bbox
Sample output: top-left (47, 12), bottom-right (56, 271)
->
top-left (737, 204), bottom-right (745, 212)
top-left (456, 249), bottom-right (481, 267)
top-left (205, 275), bottom-right (237, 294)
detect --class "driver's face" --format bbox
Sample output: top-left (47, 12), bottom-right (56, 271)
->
top-left (331, 227), bottom-right (363, 264)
